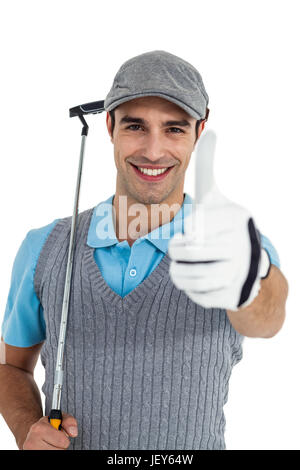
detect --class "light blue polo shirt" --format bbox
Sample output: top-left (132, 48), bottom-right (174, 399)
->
top-left (1, 193), bottom-right (280, 347)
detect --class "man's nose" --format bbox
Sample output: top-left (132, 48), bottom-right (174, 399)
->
top-left (142, 133), bottom-right (166, 162)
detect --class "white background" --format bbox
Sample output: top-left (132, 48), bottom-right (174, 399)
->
top-left (0, 0), bottom-right (299, 450)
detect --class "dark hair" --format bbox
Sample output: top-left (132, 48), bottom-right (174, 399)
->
top-left (108, 107), bottom-right (209, 143)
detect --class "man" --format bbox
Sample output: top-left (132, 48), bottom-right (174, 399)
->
top-left (0, 51), bottom-right (288, 450)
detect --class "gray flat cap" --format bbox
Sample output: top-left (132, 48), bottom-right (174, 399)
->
top-left (104, 50), bottom-right (209, 120)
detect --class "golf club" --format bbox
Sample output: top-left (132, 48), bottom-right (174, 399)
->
top-left (48, 100), bottom-right (105, 430)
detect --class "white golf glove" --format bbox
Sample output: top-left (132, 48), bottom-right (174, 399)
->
top-left (168, 130), bottom-right (271, 311)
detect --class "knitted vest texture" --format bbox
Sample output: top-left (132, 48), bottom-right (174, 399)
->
top-left (34, 207), bottom-right (243, 450)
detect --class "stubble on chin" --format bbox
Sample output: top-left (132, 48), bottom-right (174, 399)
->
top-left (125, 184), bottom-right (172, 206)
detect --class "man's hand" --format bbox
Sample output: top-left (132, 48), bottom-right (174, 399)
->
top-left (22, 412), bottom-right (78, 450)
top-left (168, 130), bottom-right (270, 311)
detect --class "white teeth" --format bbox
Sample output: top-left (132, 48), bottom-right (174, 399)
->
top-left (137, 167), bottom-right (168, 176)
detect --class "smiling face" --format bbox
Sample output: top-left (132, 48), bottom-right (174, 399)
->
top-left (106, 96), bottom-right (205, 205)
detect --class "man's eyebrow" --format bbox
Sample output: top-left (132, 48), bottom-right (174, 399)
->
top-left (163, 119), bottom-right (191, 128)
top-left (119, 115), bottom-right (192, 127)
top-left (119, 115), bottom-right (146, 125)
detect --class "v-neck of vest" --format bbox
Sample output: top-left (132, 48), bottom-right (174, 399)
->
top-left (83, 208), bottom-right (171, 310)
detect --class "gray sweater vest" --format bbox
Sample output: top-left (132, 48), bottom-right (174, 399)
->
top-left (34, 207), bottom-right (243, 450)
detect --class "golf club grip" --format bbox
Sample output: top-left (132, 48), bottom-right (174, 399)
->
top-left (49, 409), bottom-right (62, 430)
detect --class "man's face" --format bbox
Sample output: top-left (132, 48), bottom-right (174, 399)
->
top-left (106, 96), bottom-right (204, 205)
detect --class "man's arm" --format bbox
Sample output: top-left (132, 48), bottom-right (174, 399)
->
top-left (226, 265), bottom-right (288, 338)
top-left (0, 339), bottom-right (78, 449)
top-left (0, 339), bottom-right (44, 449)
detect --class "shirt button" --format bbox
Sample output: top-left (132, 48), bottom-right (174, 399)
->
top-left (129, 268), bottom-right (137, 277)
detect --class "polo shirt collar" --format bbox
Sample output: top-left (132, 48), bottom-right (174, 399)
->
top-left (87, 193), bottom-right (194, 254)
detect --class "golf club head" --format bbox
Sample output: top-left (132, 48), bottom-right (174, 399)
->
top-left (69, 100), bottom-right (105, 118)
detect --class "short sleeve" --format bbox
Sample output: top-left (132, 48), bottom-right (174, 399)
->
top-left (260, 234), bottom-right (280, 269)
top-left (1, 219), bottom-right (59, 347)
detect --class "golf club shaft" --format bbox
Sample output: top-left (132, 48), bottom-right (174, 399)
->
top-left (49, 132), bottom-right (87, 430)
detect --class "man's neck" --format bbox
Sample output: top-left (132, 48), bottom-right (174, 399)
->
top-left (113, 191), bottom-right (185, 247)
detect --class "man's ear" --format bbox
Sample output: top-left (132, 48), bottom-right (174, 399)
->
top-left (198, 120), bottom-right (206, 137)
top-left (194, 120), bottom-right (206, 148)
top-left (106, 112), bottom-right (113, 142)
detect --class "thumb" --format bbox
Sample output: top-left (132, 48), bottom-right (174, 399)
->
top-left (184, 130), bottom-right (217, 237)
top-left (61, 412), bottom-right (78, 437)
top-left (194, 129), bottom-right (217, 205)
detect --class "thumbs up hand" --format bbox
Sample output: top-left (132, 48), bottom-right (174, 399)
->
top-left (168, 130), bottom-right (271, 311)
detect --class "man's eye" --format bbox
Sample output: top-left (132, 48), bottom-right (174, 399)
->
top-left (168, 127), bottom-right (184, 133)
top-left (127, 125), bottom-right (142, 131)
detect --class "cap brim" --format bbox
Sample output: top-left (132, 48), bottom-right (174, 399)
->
top-left (104, 92), bottom-right (202, 120)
